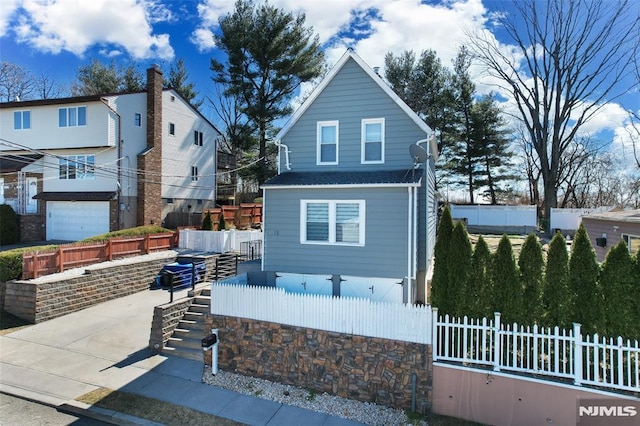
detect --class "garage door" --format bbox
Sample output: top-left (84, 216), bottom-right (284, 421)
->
top-left (47, 201), bottom-right (110, 241)
top-left (275, 273), bottom-right (333, 296)
top-left (340, 276), bottom-right (404, 304)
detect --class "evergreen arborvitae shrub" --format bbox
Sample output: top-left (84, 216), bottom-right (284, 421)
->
top-left (569, 224), bottom-right (601, 336)
top-left (543, 233), bottom-right (571, 329)
top-left (446, 221), bottom-right (472, 317)
top-left (430, 205), bottom-right (454, 313)
top-left (470, 235), bottom-right (492, 319)
top-left (518, 233), bottom-right (544, 326)
top-left (201, 211), bottom-right (213, 230)
top-left (492, 235), bottom-right (522, 324)
top-left (632, 248), bottom-right (640, 339)
top-left (600, 240), bottom-right (636, 340)
top-left (0, 204), bottom-right (20, 245)
top-left (218, 212), bottom-right (226, 231)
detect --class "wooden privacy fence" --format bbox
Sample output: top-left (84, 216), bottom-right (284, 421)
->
top-left (433, 309), bottom-right (640, 393)
top-left (211, 283), bottom-right (433, 344)
top-left (22, 233), bottom-right (178, 279)
top-left (202, 203), bottom-right (263, 230)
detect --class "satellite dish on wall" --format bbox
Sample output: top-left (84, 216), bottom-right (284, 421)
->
top-left (409, 143), bottom-right (429, 165)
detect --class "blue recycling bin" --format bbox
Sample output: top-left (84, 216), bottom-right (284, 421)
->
top-left (153, 261), bottom-right (206, 290)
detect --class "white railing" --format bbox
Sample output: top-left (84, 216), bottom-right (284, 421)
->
top-left (433, 310), bottom-right (640, 393)
top-left (211, 284), bottom-right (432, 344)
top-left (179, 229), bottom-right (263, 254)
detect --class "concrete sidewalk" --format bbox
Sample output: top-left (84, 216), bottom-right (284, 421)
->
top-left (0, 286), bottom-right (362, 425)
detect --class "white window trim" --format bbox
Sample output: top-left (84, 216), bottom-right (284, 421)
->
top-left (316, 120), bottom-right (339, 165)
top-left (300, 199), bottom-right (365, 246)
top-left (58, 106), bottom-right (87, 128)
top-left (622, 234), bottom-right (640, 253)
top-left (361, 118), bottom-right (385, 164)
top-left (191, 165), bottom-right (199, 181)
top-left (14, 110), bottom-right (31, 130)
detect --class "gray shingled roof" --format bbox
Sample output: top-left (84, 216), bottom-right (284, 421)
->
top-left (262, 169), bottom-right (423, 187)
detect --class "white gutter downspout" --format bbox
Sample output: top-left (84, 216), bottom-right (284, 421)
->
top-left (101, 97), bottom-right (122, 229)
top-left (275, 140), bottom-right (291, 173)
top-left (407, 186), bottom-right (413, 304)
top-left (412, 185), bottom-right (418, 280)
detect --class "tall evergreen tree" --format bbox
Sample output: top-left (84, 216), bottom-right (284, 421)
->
top-left (632, 248), bottom-right (640, 339)
top-left (491, 235), bottom-right (522, 324)
top-left (72, 59), bottom-right (144, 95)
top-left (518, 233), bottom-right (544, 325)
top-left (448, 46), bottom-right (481, 203)
top-left (384, 49), bottom-right (456, 155)
top-left (167, 58), bottom-right (203, 109)
top-left (600, 240), bottom-right (635, 339)
top-left (543, 233), bottom-right (571, 329)
top-left (469, 235), bottom-right (492, 319)
top-left (471, 95), bottom-right (515, 204)
top-left (568, 224), bottom-right (601, 335)
top-left (430, 205), bottom-right (454, 313)
top-left (211, 0), bottom-right (324, 186)
top-left (447, 221), bottom-right (472, 317)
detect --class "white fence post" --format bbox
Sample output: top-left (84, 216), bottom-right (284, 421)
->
top-left (493, 312), bottom-right (501, 372)
top-left (573, 322), bottom-right (583, 386)
top-left (432, 308), bottom-right (439, 361)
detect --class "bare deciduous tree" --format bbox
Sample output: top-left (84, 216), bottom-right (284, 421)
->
top-left (0, 62), bottom-right (34, 101)
top-left (468, 0), bottom-right (639, 227)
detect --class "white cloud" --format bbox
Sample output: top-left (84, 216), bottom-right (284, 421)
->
top-left (191, 27), bottom-right (216, 52)
top-left (0, 0), bottom-right (20, 37)
top-left (8, 0), bottom-right (174, 59)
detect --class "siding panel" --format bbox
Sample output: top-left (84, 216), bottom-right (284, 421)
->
top-left (264, 186), bottom-right (410, 277)
top-left (282, 58), bottom-right (428, 172)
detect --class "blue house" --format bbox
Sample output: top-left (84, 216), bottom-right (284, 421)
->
top-left (260, 49), bottom-right (438, 304)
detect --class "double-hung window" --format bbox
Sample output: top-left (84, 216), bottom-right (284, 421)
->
top-left (301, 200), bottom-right (365, 245)
top-left (59, 155), bottom-right (95, 180)
top-left (59, 106), bottom-right (87, 127)
top-left (317, 121), bottom-right (338, 165)
top-left (134, 113), bottom-right (141, 126)
top-left (361, 118), bottom-right (384, 163)
top-left (14, 110), bottom-right (31, 130)
top-left (191, 165), bottom-right (199, 181)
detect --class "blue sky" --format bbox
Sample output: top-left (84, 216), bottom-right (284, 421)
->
top-left (1, 0), bottom-right (638, 170)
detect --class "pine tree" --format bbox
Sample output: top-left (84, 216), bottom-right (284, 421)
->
top-left (491, 235), bottom-right (521, 324)
top-left (167, 58), bottom-right (203, 109)
top-left (469, 235), bottom-right (492, 319)
top-left (600, 240), bottom-right (635, 339)
top-left (518, 233), bottom-right (543, 325)
top-left (218, 213), bottom-right (226, 231)
top-left (201, 211), bottom-right (213, 231)
top-left (447, 221), bottom-right (472, 317)
top-left (430, 205), bottom-right (454, 313)
top-left (568, 224), bottom-right (601, 335)
top-left (543, 233), bottom-right (571, 329)
top-left (212, 0), bottom-right (324, 185)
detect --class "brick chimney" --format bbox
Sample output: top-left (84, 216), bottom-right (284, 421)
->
top-left (137, 65), bottom-right (163, 226)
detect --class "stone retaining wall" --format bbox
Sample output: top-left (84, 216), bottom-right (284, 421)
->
top-left (204, 314), bottom-right (433, 414)
top-left (148, 284), bottom-right (208, 351)
top-left (4, 253), bottom-right (176, 323)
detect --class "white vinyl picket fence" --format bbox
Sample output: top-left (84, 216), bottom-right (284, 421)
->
top-left (211, 284), bottom-right (432, 344)
top-left (179, 229), bottom-right (263, 254)
top-left (433, 310), bottom-right (640, 393)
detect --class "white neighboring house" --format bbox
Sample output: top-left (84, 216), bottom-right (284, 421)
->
top-left (0, 66), bottom-right (220, 242)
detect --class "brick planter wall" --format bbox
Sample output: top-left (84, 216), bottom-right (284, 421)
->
top-left (204, 314), bottom-right (433, 413)
top-left (4, 253), bottom-right (176, 323)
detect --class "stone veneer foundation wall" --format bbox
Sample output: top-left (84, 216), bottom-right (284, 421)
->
top-left (204, 314), bottom-right (433, 414)
top-left (4, 253), bottom-right (176, 323)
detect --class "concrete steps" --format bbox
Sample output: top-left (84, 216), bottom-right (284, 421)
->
top-left (163, 289), bottom-right (211, 362)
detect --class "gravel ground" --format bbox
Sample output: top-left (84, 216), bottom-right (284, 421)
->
top-left (202, 367), bottom-right (427, 426)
